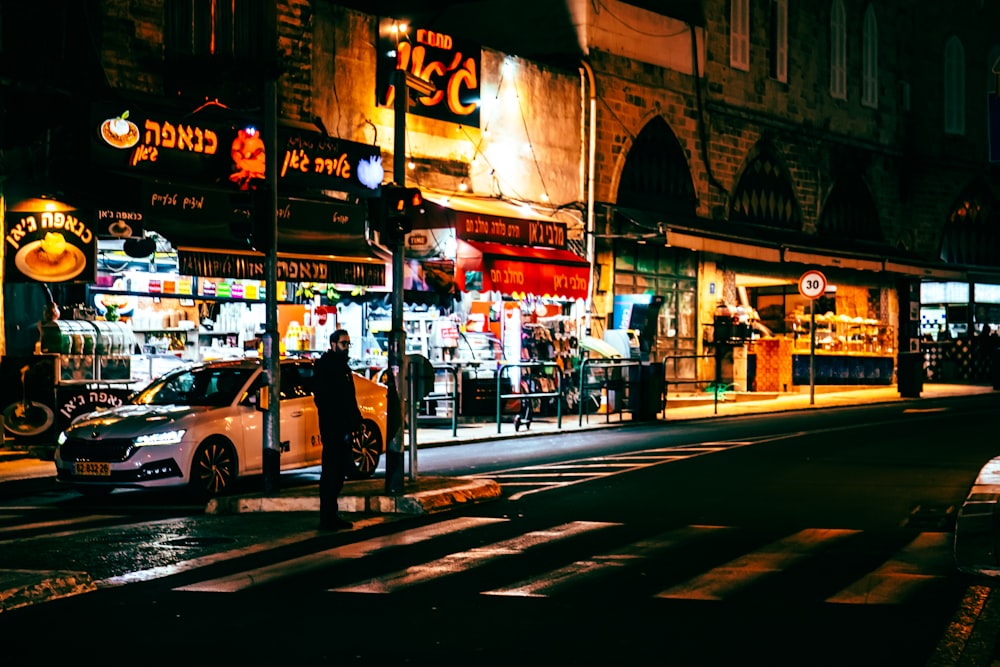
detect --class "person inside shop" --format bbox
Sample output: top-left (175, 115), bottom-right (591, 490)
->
top-left (312, 329), bottom-right (363, 531)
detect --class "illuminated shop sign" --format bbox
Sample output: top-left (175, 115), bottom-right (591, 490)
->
top-left (377, 20), bottom-right (481, 126)
top-left (4, 204), bottom-right (96, 284)
top-left (178, 250), bottom-right (385, 286)
top-left (92, 105), bottom-right (382, 198)
top-left (454, 211), bottom-right (567, 250)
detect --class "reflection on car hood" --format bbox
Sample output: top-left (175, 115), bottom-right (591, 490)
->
top-left (66, 404), bottom-right (206, 436)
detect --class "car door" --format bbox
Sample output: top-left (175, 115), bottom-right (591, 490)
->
top-left (277, 361), bottom-right (313, 468)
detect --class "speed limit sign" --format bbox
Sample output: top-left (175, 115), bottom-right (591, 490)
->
top-left (798, 270), bottom-right (827, 299)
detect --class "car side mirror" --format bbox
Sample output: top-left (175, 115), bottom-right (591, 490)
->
top-left (255, 386), bottom-right (269, 412)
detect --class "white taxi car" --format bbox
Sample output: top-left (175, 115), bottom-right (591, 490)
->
top-left (54, 358), bottom-right (388, 499)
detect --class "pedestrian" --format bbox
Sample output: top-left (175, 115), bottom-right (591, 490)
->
top-left (312, 329), bottom-right (363, 530)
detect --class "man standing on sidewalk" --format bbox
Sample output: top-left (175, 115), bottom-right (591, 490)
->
top-left (313, 329), bottom-right (363, 530)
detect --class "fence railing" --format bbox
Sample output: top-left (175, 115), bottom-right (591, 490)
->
top-left (660, 352), bottom-right (725, 415)
top-left (495, 361), bottom-right (562, 433)
top-left (577, 358), bottom-right (642, 426)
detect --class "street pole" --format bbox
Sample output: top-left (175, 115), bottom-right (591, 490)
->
top-left (262, 78), bottom-right (281, 494)
top-left (384, 68), bottom-right (409, 495)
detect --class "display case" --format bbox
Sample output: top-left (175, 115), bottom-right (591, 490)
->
top-left (39, 320), bottom-right (137, 383)
top-left (786, 314), bottom-right (893, 355)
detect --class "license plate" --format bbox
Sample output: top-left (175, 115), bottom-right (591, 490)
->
top-left (74, 461), bottom-right (111, 477)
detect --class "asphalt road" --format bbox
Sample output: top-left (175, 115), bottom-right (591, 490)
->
top-left (1, 394), bottom-right (999, 665)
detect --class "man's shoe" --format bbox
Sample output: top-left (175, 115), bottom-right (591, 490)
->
top-left (319, 517), bottom-right (353, 531)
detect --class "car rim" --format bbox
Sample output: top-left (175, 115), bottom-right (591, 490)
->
top-left (194, 441), bottom-right (235, 495)
top-left (351, 422), bottom-right (381, 477)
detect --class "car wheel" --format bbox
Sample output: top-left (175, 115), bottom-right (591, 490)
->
top-left (348, 419), bottom-right (382, 479)
top-left (189, 438), bottom-right (237, 499)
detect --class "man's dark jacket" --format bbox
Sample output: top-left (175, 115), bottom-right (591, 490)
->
top-left (313, 350), bottom-right (362, 436)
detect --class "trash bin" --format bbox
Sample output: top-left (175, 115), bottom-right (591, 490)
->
top-left (635, 362), bottom-right (665, 421)
top-left (897, 351), bottom-right (924, 398)
top-left (992, 347), bottom-right (1000, 391)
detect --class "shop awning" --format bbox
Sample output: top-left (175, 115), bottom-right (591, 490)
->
top-left (455, 240), bottom-right (590, 300)
top-left (618, 206), bottom-right (966, 280)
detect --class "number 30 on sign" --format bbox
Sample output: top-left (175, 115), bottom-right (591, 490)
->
top-left (798, 270), bottom-right (827, 299)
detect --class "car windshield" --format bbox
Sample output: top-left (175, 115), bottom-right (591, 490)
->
top-left (133, 366), bottom-right (255, 407)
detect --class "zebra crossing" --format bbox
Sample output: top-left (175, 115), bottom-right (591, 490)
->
top-left (470, 439), bottom-right (765, 500)
top-left (167, 516), bottom-right (956, 606)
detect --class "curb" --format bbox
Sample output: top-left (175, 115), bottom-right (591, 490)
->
top-left (206, 477), bottom-right (502, 515)
top-left (0, 569), bottom-right (96, 613)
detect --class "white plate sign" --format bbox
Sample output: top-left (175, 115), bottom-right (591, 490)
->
top-left (798, 270), bottom-right (827, 299)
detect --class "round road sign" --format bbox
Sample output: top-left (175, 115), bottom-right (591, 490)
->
top-left (798, 270), bottom-right (827, 299)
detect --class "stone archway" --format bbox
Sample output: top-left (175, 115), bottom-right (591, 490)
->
top-left (940, 181), bottom-right (1000, 266)
top-left (615, 115), bottom-right (696, 216)
top-left (729, 145), bottom-right (801, 230)
top-left (818, 174), bottom-right (883, 242)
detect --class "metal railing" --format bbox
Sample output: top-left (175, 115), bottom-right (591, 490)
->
top-left (577, 358), bottom-right (641, 426)
top-left (495, 361), bottom-right (562, 433)
top-left (423, 363), bottom-right (459, 437)
top-left (660, 352), bottom-right (726, 415)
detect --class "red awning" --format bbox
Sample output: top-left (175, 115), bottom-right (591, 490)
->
top-left (455, 240), bottom-right (590, 300)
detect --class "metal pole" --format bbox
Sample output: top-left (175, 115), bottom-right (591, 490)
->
top-left (262, 78), bottom-right (281, 494)
top-left (384, 68), bottom-right (408, 495)
top-left (407, 364), bottom-right (417, 481)
top-left (809, 298), bottom-right (816, 405)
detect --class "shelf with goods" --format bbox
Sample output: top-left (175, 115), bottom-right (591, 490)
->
top-left (785, 313), bottom-right (893, 356)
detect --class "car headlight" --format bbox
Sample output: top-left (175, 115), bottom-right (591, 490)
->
top-left (134, 430), bottom-right (187, 446)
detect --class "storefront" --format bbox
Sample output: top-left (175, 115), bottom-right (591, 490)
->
top-left (1, 96), bottom-right (390, 447)
top-left (408, 193), bottom-right (591, 416)
top-left (607, 209), bottom-right (965, 394)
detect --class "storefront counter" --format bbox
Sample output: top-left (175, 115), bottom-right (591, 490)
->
top-left (791, 351), bottom-right (894, 385)
top-left (753, 337), bottom-right (893, 389)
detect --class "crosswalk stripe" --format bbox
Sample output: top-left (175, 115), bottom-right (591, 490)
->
top-left (826, 532), bottom-right (951, 605)
top-left (173, 517), bottom-right (507, 593)
top-left (483, 525), bottom-right (731, 598)
top-left (331, 521), bottom-right (619, 594)
top-left (656, 528), bottom-right (860, 600)
top-left (0, 515), bottom-right (125, 537)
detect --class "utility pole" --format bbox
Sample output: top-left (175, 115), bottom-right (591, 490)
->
top-left (384, 68), bottom-right (409, 495)
top-left (260, 6), bottom-right (281, 494)
top-left (384, 67), bottom-right (436, 494)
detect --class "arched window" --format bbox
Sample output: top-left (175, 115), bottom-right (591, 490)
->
top-left (989, 45), bottom-right (1000, 95)
top-left (769, 0), bottom-right (788, 83)
top-left (729, 148), bottom-right (802, 230)
top-left (730, 0), bottom-right (750, 71)
top-left (616, 116), bottom-right (697, 217)
top-left (818, 175), bottom-right (882, 242)
top-left (940, 183), bottom-right (1000, 266)
top-left (830, 0), bottom-right (847, 99)
top-left (861, 5), bottom-right (878, 108)
top-left (944, 36), bottom-right (966, 135)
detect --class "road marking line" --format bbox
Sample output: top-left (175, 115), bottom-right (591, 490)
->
top-left (331, 521), bottom-right (619, 594)
top-left (656, 528), bottom-right (860, 600)
top-left (0, 515), bottom-right (125, 537)
top-left (484, 525), bottom-right (730, 597)
top-left (173, 517), bottom-right (507, 593)
top-left (827, 532), bottom-right (951, 604)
